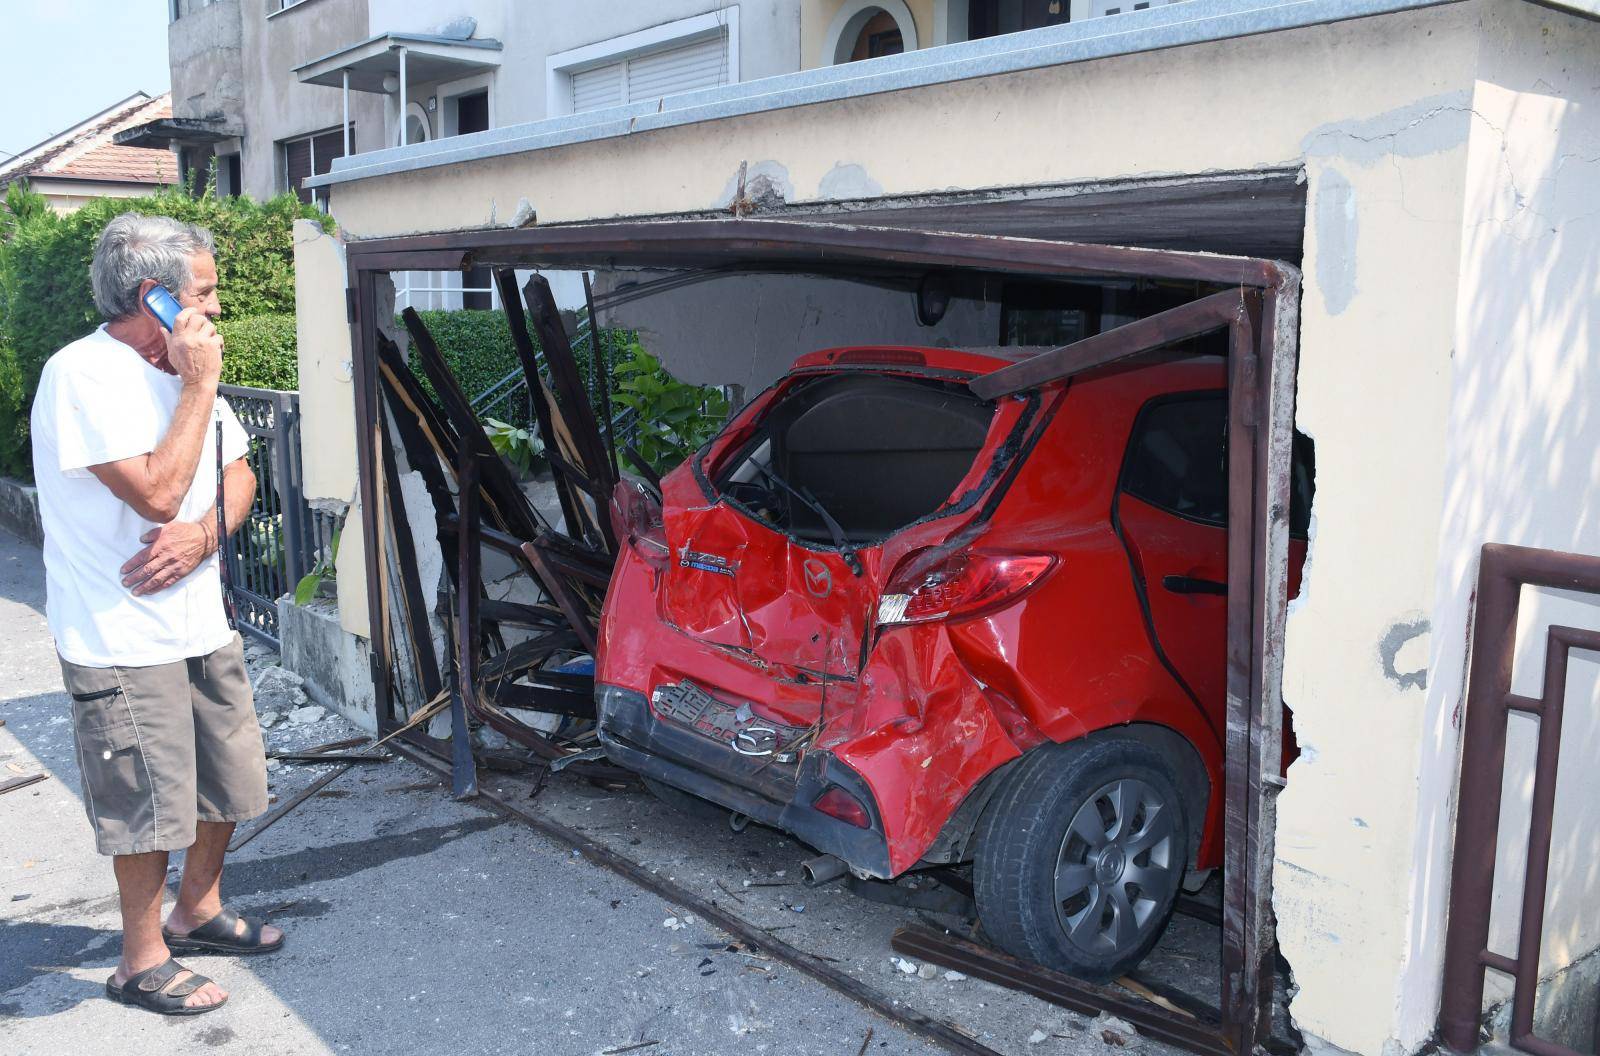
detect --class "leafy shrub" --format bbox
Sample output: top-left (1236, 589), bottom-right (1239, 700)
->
top-left (484, 416), bottom-right (546, 477)
top-left (0, 343), bottom-right (24, 474)
top-left (609, 340), bottom-right (730, 475)
top-left (0, 182), bottom-right (328, 478)
top-left (218, 313), bottom-right (298, 390)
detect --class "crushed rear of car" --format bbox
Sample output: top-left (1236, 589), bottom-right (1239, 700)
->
top-left (597, 344), bottom-right (1309, 980)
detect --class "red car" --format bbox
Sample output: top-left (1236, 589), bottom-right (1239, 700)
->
top-left (598, 344), bottom-right (1310, 980)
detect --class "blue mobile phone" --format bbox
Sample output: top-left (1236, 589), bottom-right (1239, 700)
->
top-left (142, 285), bottom-right (184, 331)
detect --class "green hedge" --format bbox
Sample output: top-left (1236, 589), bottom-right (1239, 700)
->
top-left (406, 309), bottom-right (522, 405)
top-left (219, 314), bottom-right (299, 391)
top-left (0, 184), bottom-right (329, 478)
top-left (403, 309), bottom-right (614, 410)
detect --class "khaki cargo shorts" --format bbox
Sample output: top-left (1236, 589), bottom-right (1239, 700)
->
top-left (58, 634), bottom-right (268, 856)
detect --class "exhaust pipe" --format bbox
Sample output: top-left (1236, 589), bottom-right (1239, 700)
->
top-left (802, 854), bottom-right (849, 887)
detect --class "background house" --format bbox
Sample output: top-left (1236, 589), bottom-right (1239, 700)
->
top-left (138, 1), bottom-right (1157, 307)
top-left (0, 93), bottom-right (178, 214)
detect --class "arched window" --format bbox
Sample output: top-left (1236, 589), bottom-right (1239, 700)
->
top-left (403, 102), bottom-right (431, 147)
top-left (824, 0), bottom-right (920, 65)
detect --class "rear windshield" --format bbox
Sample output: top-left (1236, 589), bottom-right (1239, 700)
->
top-left (713, 374), bottom-right (996, 544)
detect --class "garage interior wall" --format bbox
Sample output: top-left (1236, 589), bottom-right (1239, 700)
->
top-left (595, 271), bottom-right (1002, 394)
top-left (297, 2), bottom-right (1600, 1050)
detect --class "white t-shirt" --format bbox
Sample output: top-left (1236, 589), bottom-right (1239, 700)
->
top-left (31, 325), bottom-right (249, 668)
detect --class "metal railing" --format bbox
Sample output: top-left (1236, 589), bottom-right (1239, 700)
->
top-left (1439, 543), bottom-right (1600, 1056)
top-left (468, 317), bottom-right (653, 453)
top-left (219, 384), bottom-right (331, 646)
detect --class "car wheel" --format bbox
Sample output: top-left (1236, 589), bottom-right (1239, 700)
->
top-left (973, 737), bottom-right (1188, 982)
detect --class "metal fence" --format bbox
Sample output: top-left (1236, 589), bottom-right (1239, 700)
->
top-left (470, 320), bottom-right (655, 455)
top-left (220, 384), bottom-right (335, 646)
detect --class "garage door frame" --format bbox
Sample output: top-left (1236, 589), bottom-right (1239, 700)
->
top-left (342, 218), bottom-right (1301, 1056)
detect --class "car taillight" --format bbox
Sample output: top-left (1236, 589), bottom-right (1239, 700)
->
top-left (877, 551), bottom-right (1056, 626)
top-left (813, 785), bottom-right (871, 828)
top-left (609, 479), bottom-right (669, 571)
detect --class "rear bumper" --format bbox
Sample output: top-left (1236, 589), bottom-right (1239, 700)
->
top-left (596, 684), bottom-right (893, 878)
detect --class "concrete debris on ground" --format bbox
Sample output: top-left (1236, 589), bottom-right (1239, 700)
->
top-left (1094, 1013), bottom-right (1138, 1046)
top-left (252, 663), bottom-right (308, 712)
top-left (287, 704), bottom-right (327, 725)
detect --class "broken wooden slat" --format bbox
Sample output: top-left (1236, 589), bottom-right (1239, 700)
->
top-left (581, 271), bottom-right (621, 482)
top-left (401, 306), bottom-right (545, 542)
top-left (493, 267), bottom-right (590, 542)
top-left (381, 400), bottom-right (445, 705)
top-left (521, 540), bottom-right (599, 654)
top-left (0, 773), bottom-right (47, 796)
top-left (377, 334), bottom-right (457, 525)
top-left (449, 446), bottom-right (484, 800)
top-left (521, 274), bottom-right (619, 552)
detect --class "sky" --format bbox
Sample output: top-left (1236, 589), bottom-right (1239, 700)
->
top-left (0, 1), bottom-right (171, 163)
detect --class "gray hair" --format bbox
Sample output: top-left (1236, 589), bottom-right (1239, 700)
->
top-left (91, 213), bottom-right (216, 321)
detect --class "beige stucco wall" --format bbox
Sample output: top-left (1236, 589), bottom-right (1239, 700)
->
top-left (30, 180), bottom-right (173, 215)
top-left (1275, 93), bottom-right (1471, 1056)
top-left (324, 7), bottom-right (1482, 239)
top-left (291, 218), bottom-right (370, 639)
top-left (299, 4), bottom-right (1600, 1050)
top-left (1393, 2), bottom-right (1600, 1042)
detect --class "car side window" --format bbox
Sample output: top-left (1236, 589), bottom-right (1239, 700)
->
top-left (1122, 391), bottom-right (1316, 539)
top-left (1122, 395), bottom-right (1228, 526)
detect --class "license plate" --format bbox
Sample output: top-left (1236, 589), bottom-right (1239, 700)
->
top-left (651, 681), bottom-right (807, 759)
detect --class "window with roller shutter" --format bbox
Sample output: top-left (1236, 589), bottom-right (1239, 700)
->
top-left (280, 125), bottom-right (352, 209)
top-left (567, 30), bottom-right (730, 115)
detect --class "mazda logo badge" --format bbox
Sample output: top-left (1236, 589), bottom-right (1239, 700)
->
top-left (732, 726), bottom-right (778, 756)
top-left (802, 559), bottom-right (832, 598)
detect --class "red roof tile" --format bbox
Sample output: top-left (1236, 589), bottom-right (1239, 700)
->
top-left (1, 93), bottom-right (179, 187)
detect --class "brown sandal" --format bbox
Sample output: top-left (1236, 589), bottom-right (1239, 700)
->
top-left (105, 957), bottom-right (227, 1016)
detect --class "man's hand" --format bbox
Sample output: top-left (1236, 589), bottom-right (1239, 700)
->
top-left (121, 521), bottom-right (213, 596)
top-left (165, 308), bottom-right (223, 388)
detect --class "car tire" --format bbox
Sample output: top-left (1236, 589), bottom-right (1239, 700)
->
top-left (973, 736), bottom-right (1189, 982)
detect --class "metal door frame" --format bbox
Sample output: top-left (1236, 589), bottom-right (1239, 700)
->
top-left (341, 218), bottom-right (1302, 1055)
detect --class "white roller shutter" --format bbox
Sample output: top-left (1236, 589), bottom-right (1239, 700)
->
top-left (571, 63), bottom-right (624, 113)
top-left (625, 33), bottom-right (728, 101)
top-left (567, 29), bottom-right (730, 115)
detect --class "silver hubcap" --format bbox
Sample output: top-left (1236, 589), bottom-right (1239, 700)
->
top-left (1053, 778), bottom-right (1178, 956)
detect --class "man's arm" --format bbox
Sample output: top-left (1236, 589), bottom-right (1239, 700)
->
top-left (120, 457), bottom-right (255, 597)
top-left (89, 309), bottom-right (222, 522)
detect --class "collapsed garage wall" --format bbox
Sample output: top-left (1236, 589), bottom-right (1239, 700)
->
top-left (304, 5), bottom-right (1581, 1051)
top-left (595, 271), bottom-right (1002, 394)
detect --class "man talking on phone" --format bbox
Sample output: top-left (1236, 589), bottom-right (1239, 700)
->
top-left (29, 213), bottom-right (281, 1016)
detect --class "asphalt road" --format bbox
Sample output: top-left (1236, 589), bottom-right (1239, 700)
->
top-left (0, 525), bottom-right (942, 1056)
